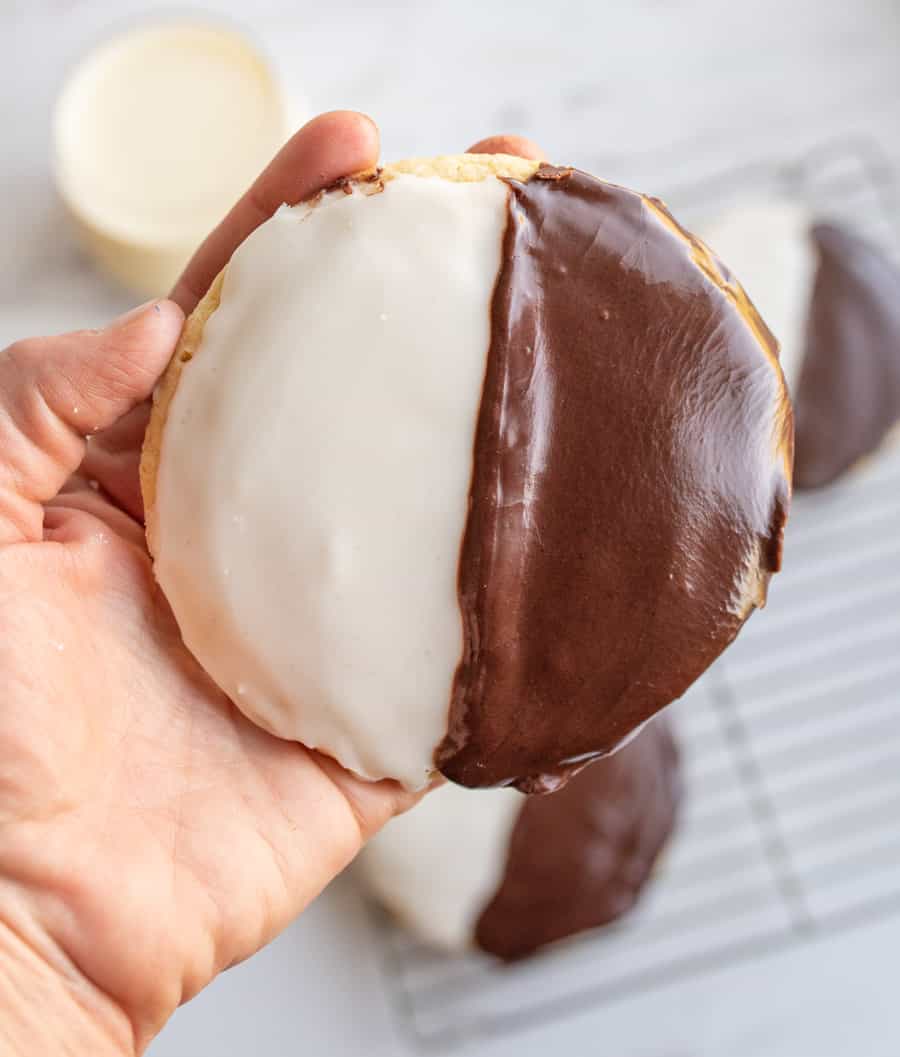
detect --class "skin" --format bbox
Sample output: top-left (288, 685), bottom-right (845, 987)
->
top-left (0, 113), bottom-right (543, 1055)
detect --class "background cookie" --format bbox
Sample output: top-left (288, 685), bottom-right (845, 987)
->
top-left (699, 206), bottom-right (900, 490)
top-left (359, 718), bottom-right (680, 960)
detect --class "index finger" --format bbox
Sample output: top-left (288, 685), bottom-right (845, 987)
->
top-left (466, 134), bottom-right (545, 160)
top-left (170, 110), bottom-right (380, 314)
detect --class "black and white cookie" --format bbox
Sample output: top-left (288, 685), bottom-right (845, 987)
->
top-left (360, 719), bottom-right (680, 960)
top-left (142, 155), bottom-right (791, 791)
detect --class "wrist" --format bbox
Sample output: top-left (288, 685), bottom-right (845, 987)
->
top-left (0, 916), bottom-right (133, 1057)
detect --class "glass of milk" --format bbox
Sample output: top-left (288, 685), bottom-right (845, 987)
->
top-left (53, 19), bottom-right (291, 296)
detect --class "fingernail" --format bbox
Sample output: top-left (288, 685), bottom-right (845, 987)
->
top-left (106, 299), bottom-right (159, 330)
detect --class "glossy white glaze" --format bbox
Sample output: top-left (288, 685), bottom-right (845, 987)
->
top-left (359, 783), bottom-right (522, 950)
top-left (153, 173), bottom-right (508, 787)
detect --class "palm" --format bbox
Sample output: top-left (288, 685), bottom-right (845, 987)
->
top-left (0, 485), bottom-right (403, 1046)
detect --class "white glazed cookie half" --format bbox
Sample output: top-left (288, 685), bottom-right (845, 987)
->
top-left (359, 782), bottom-right (523, 951)
top-left (141, 154), bottom-right (540, 790)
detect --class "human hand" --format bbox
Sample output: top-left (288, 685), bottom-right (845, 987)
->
top-left (0, 113), bottom-right (542, 1056)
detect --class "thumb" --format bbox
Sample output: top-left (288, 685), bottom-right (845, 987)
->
top-left (0, 299), bottom-right (183, 545)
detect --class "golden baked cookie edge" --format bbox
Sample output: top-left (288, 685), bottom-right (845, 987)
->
top-left (141, 269), bottom-right (225, 555)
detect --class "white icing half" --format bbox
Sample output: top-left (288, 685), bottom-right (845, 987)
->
top-left (699, 201), bottom-right (814, 393)
top-left (153, 173), bottom-right (509, 788)
top-left (358, 783), bottom-right (523, 951)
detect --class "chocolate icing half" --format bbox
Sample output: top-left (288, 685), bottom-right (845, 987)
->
top-left (794, 223), bottom-right (900, 490)
top-left (438, 166), bottom-right (792, 790)
top-left (475, 717), bottom-right (680, 961)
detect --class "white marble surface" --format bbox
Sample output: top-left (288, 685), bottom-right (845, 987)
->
top-left (2, 2), bottom-right (900, 1055)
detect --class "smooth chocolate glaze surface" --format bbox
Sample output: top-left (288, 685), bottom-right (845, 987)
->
top-left (438, 166), bottom-right (792, 790)
top-left (794, 223), bottom-right (900, 490)
top-left (475, 717), bottom-right (680, 961)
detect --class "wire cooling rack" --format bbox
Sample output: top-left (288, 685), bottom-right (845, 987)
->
top-left (366, 139), bottom-right (900, 1053)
